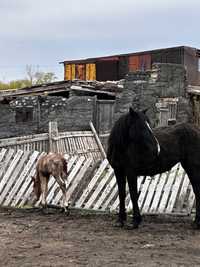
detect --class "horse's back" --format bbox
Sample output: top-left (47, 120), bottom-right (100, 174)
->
top-left (37, 153), bottom-right (68, 178)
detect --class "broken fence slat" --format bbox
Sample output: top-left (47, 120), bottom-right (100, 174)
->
top-left (165, 165), bottom-right (185, 213)
top-left (84, 164), bottom-right (113, 209)
top-left (149, 171), bottom-right (169, 213)
top-left (93, 167), bottom-right (115, 210)
top-left (157, 164), bottom-right (178, 213)
top-left (0, 150), bottom-right (24, 205)
top-left (10, 151), bottom-right (40, 207)
top-left (142, 174), bottom-right (160, 213)
top-left (65, 158), bottom-right (93, 203)
top-left (75, 159), bottom-right (108, 208)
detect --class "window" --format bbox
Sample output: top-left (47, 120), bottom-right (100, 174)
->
top-left (156, 98), bottom-right (178, 127)
top-left (15, 107), bottom-right (33, 123)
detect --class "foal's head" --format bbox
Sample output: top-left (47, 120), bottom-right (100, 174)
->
top-left (32, 176), bottom-right (41, 200)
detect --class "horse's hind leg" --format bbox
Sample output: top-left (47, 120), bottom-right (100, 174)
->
top-left (114, 168), bottom-right (126, 227)
top-left (183, 165), bottom-right (200, 228)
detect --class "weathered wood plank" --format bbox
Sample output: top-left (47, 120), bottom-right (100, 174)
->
top-left (149, 171), bottom-right (169, 213)
top-left (142, 174), bottom-right (160, 213)
top-left (165, 164), bottom-right (185, 213)
top-left (76, 159), bottom-right (108, 208)
top-left (16, 152), bottom-right (46, 207)
top-left (84, 163), bottom-right (112, 209)
top-left (9, 151), bottom-right (40, 207)
top-left (0, 150), bottom-right (24, 205)
top-left (93, 168), bottom-right (115, 210)
top-left (0, 149), bottom-right (15, 182)
top-left (175, 172), bottom-right (189, 212)
top-left (158, 165), bottom-right (178, 213)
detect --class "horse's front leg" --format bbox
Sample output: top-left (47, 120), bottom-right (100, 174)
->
top-left (115, 168), bottom-right (126, 227)
top-left (127, 174), bottom-right (142, 229)
top-left (56, 176), bottom-right (69, 214)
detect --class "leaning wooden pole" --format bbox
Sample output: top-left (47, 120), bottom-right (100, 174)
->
top-left (89, 121), bottom-right (106, 159)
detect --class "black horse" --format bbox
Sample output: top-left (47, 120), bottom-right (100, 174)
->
top-left (107, 107), bottom-right (200, 229)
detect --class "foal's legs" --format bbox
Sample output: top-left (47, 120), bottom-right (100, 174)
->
top-left (127, 174), bottom-right (142, 229)
top-left (114, 168), bottom-right (126, 227)
top-left (55, 176), bottom-right (69, 213)
top-left (40, 176), bottom-right (48, 208)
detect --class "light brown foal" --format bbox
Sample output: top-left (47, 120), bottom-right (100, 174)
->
top-left (32, 152), bottom-right (69, 211)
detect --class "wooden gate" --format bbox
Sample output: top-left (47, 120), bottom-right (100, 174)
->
top-left (0, 149), bottom-right (195, 216)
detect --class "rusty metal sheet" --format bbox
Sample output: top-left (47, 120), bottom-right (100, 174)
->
top-left (64, 64), bottom-right (76, 80)
top-left (129, 55), bottom-right (140, 71)
top-left (76, 64), bottom-right (85, 80)
top-left (86, 64), bottom-right (96, 80)
top-left (139, 54), bottom-right (151, 71)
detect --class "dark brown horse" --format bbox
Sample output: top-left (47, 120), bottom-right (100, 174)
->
top-left (32, 152), bottom-right (69, 212)
top-left (107, 107), bottom-right (200, 229)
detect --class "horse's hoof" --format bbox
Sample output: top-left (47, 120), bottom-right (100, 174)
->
top-left (192, 221), bottom-right (200, 230)
top-left (124, 222), bottom-right (140, 230)
top-left (62, 207), bottom-right (70, 215)
top-left (113, 220), bottom-right (125, 228)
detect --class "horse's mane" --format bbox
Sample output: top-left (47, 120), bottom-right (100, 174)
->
top-left (108, 113), bottom-right (130, 149)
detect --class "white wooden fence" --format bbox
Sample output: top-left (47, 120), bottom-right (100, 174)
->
top-left (0, 121), bottom-right (104, 163)
top-left (0, 148), bottom-right (195, 215)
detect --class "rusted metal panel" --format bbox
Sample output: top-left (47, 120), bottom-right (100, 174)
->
top-left (65, 64), bottom-right (71, 80)
top-left (64, 64), bottom-right (76, 80)
top-left (86, 64), bottom-right (96, 80)
top-left (139, 54), bottom-right (151, 70)
top-left (75, 64), bottom-right (85, 80)
top-left (129, 55), bottom-right (140, 71)
top-left (71, 64), bottom-right (75, 79)
top-left (129, 54), bottom-right (151, 72)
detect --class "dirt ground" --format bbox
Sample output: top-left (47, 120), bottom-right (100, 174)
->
top-left (0, 208), bottom-right (200, 267)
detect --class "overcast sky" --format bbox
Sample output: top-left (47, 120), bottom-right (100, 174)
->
top-left (0, 0), bottom-right (199, 82)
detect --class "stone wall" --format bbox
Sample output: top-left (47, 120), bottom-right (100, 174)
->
top-left (0, 63), bottom-right (194, 139)
top-left (0, 96), bottom-right (95, 138)
top-left (114, 63), bottom-right (193, 127)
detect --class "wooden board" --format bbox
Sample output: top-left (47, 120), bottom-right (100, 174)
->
top-left (0, 149), bottom-right (196, 216)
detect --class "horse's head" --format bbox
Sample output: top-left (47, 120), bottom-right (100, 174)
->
top-left (128, 107), bottom-right (160, 155)
top-left (31, 176), bottom-right (41, 201)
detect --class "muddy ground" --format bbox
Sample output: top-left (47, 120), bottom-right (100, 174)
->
top-left (0, 208), bottom-right (200, 267)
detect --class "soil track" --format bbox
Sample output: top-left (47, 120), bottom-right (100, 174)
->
top-left (0, 208), bottom-right (200, 267)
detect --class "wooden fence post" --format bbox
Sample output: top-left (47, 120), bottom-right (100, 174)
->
top-left (89, 121), bottom-right (106, 159)
top-left (49, 121), bottom-right (59, 152)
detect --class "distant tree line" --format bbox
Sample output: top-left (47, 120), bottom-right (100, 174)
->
top-left (0, 65), bottom-right (57, 90)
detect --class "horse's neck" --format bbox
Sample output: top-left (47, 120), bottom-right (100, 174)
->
top-left (135, 134), bottom-right (159, 156)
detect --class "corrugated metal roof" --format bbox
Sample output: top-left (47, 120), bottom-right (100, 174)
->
top-left (60, 45), bottom-right (198, 65)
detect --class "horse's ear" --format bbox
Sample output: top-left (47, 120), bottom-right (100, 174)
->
top-left (129, 107), bottom-right (138, 118)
